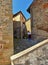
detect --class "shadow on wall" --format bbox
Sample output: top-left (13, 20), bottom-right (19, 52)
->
top-left (13, 21), bottom-right (32, 39)
top-left (13, 21), bottom-right (27, 39)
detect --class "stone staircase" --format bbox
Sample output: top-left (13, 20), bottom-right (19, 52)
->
top-left (14, 39), bottom-right (36, 53)
top-left (14, 38), bottom-right (45, 53)
top-left (10, 39), bottom-right (48, 65)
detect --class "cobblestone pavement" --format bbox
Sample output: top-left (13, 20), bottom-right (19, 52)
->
top-left (14, 38), bottom-right (46, 53)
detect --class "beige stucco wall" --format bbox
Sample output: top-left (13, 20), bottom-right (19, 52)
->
top-left (13, 14), bottom-right (20, 22)
top-left (25, 19), bottom-right (31, 33)
top-left (13, 12), bottom-right (26, 22)
top-left (20, 13), bottom-right (26, 22)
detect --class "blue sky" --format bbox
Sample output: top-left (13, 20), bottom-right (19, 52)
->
top-left (12, 0), bottom-right (33, 19)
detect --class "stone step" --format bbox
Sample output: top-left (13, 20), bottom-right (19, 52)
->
top-left (14, 39), bottom-right (43, 53)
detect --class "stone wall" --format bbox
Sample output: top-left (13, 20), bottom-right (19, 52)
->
top-left (0, 0), bottom-right (13, 65)
top-left (13, 21), bottom-right (21, 39)
top-left (13, 12), bottom-right (26, 39)
top-left (30, 0), bottom-right (48, 41)
top-left (13, 42), bottom-right (48, 65)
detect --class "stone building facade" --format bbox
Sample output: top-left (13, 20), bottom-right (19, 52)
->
top-left (29, 0), bottom-right (48, 41)
top-left (13, 12), bottom-right (27, 39)
top-left (0, 0), bottom-right (13, 65)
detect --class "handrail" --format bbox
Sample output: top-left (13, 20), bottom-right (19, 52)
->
top-left (10, 39), bottom-right (48, 61)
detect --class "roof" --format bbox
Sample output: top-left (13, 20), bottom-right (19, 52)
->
top-left (27, 0), bottom-right (34, 13)
top-left (13, 11), bottom-right (26, 20)
top-left (27, 0), bottom-right (35, 13)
